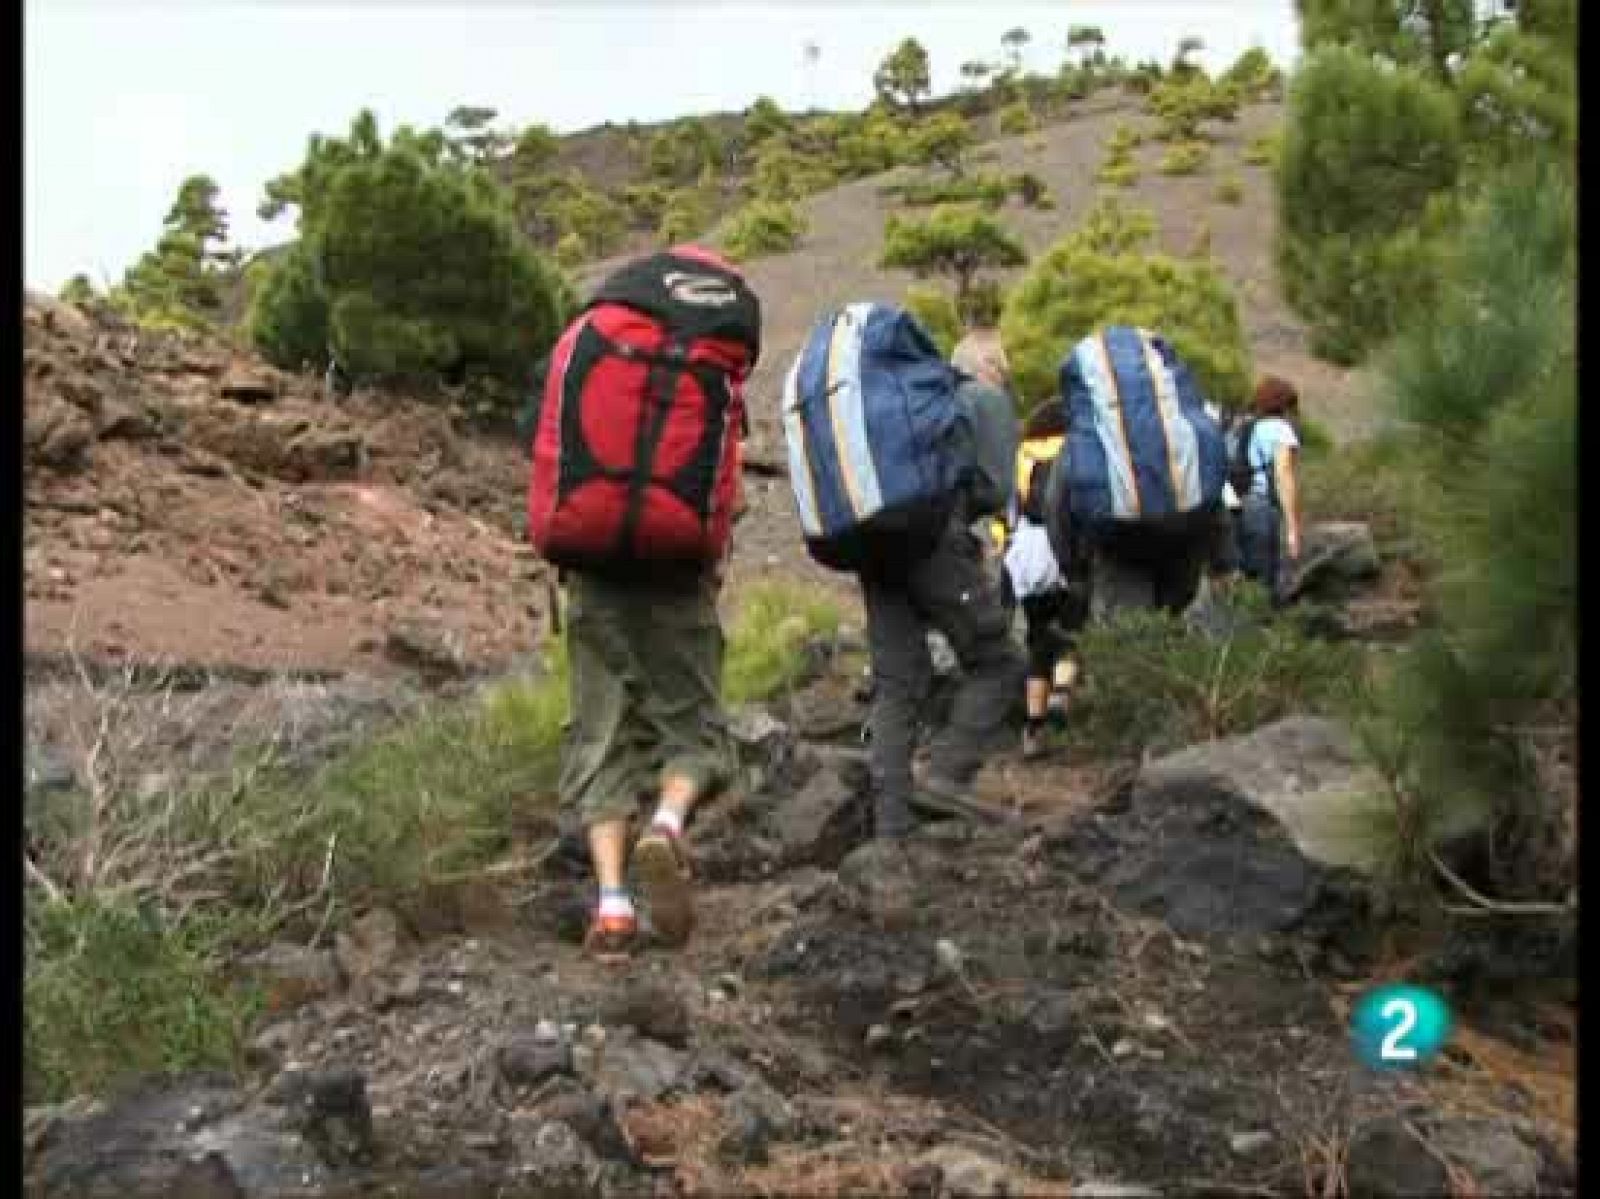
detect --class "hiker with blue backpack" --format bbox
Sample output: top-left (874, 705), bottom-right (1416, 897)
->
top-left (1229, 375), bottom-right (1304, 604)
top-left (1041, 326), bottom-right (1231, 622)
top-left (782, 303), bottom-right (1025, 839)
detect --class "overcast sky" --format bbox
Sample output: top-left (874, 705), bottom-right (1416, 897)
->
top-left (25, 0), bottom-right (1300, 292)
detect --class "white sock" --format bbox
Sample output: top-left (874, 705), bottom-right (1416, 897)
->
top-left (598, 888), bottom-right (634, 919)
top-left (651, 808), bottom-right (684, 837)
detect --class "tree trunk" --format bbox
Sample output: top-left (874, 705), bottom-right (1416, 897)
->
top-left (953, 266), bottom-right (974, 317)
top-left (1421, 0), bottom-right (1456, 83)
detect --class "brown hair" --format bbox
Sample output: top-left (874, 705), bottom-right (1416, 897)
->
top-left (1023, 403), bottom-right (1066, 439)
top-left (1253, 375), bottom-right (1299, 417)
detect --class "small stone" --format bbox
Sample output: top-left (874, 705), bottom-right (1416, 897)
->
top-left (601, 980), bottom-right (689, 1047)
top-left (245, 942), bottom-right (343, 1014)
top-left (533, 1019), bottom-right (562, 1044)
top-left (1112, 1039), bottom-right (1136, 1058)
top-left (866, 1023), bottom-right (893, 1049)
top-left (332, 909), bottom-right (403, 986)
top-left (497, 1038), bottom-right (574, 1089)
top-left (1230, 1131), bottom-right (1272, 1156)
top-left (935, 939), bottom-right (964, 978)
top-left (915, 1145), bottom-right (1012, 1197)
top-left (1346, 1118), bottom-right (1450, 1199)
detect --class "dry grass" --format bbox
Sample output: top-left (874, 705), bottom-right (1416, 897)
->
top-left (1426, 1017), bottom-right (1576, 1159)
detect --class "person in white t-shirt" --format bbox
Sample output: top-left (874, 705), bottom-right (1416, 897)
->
top-left (1235, 375), bottom-right (1304, 602)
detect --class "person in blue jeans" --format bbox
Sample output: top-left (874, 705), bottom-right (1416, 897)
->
top-left (1236, 375), bottom-right (1304, 604)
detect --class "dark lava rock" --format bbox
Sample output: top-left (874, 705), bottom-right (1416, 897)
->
top-left (600, 980), bottom-right (690, 1048)
top-left (497, 1037), bottom-right (575, 1091)
top-left (763, 762), bottom-right (862, 865)
top-left (1345, 1118), bottom-right (1450, 1199)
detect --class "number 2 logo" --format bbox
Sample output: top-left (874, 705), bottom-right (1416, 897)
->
top-left (1351, 984), bottom-right (1452, 1070)
top-left (1379, 997), bottom-right (1418, 1061)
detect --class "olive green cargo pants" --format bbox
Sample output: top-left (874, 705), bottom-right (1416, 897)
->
top-left (559, 571), bottom-right (730, 829)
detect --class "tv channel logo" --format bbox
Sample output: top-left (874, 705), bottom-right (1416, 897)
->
top-left (1350, 984), bottom-right (1454, 1070)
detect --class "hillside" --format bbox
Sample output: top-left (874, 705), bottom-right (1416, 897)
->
top-left (28, 92), bottom-right (1369, 680)
top-left (25, 85), bottom-right (1576, 1199)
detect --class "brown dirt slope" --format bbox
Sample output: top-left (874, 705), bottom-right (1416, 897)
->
top-left (24, 295), bottom-right (548, 677)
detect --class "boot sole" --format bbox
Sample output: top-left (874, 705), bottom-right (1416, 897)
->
top-left (634, 837), bottom-right (695, 947)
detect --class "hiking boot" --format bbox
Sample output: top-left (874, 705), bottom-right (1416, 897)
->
top-left (583, 912), bottom-right (640, 964)
top-left (633, 828), bottom-right (695, 947)
top-left (911, 765), bottom-right (1020, 825)
top-left (874, 794), bottom-right (915, 841)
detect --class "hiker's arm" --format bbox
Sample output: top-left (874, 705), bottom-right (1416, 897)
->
top-left (1275, 446), bottom-right (1301, 559)
top-left (730, 431), bottom-right (750, 526)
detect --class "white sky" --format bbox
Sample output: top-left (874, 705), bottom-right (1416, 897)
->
top-left (25, 0), bottom-right (1300, 292)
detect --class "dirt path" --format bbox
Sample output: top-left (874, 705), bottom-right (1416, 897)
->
top-left (26, 721), bottom-right (1576, 1197)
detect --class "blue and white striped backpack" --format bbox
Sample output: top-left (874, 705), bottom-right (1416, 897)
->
top-left (781, 303), bottom-right (967, 572)
top-left (1055, 325), bottom-right (1226, 540)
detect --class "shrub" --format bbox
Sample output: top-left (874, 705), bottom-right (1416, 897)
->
top-left (1095, 160), bottom-right (1140, 189)
top-left (1072, 589), bottom-right (1366, 759)
top-left (248, 111), bottom-right (569, 398)
top-left (26, 899), bottom-right (264, 1102)
top-left (1107, 124), bottom-right (1145, 154)
top-left (1214, 174), bottom-right (1244, 204)
top-left (1355, 163), bottom-right (1575, 904)
top-left (555, 231), bottom-right (588, 267)
top-left (998, 101), bottom-right (1037, 136)
top-left (1275, 46), bottom-right (1463, 365)
top-left (747, 141), bottom-right (836, 202)
top-left (830, 112), bottom-right (910, 178)
top-left (880, 205), bottom-right (1028, 315)
top-left (903, 284), bottom-right (962, 357)
top-left (907, 112), bottom-right (976, 176)
top-left (1001, 197), bottom-right (1251, 409)
top-left (1011, 171), bottom-right (1053, 208)
top-left (1243, 131), bottom-right (1280, 166)
top-left (645, 118), bottom-right (723, 186)
top-left (1147, 76), bottom-right (1241, 142)
top-left (880, 173), bottom-right (1010, 210)
top-left (657, 187), bottom-right (715, 244)
top-left (1158, 141), bottom-right (1210, 175)
top-left (621, 183), bottom-right (673, 226)
top-left (723, 581), bottom-right (844, 704)
top-left (1221, 46), bottom-right (1284, 99)
top-left (718, 200), bottom-right (807, 261)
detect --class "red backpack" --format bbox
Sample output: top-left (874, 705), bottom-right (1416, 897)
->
top-left (527, 246), bottom-right (761, 574)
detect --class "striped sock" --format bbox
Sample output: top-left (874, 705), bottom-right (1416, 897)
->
top-left (597, 887), bottom-right (634, 920)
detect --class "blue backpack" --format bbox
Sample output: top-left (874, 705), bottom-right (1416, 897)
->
top-left (1054, 326), bottom-right (1226, 542)
top-left (782, 303), bottom-right (966, 572)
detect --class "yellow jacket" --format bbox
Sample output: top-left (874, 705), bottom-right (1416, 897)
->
top-left (991, 433), bottom-right (1065, 550)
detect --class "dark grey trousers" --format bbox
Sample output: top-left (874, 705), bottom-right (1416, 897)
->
top-left (1237, 495), bottom-right (1284, 603)
top-left (859, 515), bottom-right (1025, 838)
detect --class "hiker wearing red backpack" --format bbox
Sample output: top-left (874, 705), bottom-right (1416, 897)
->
top-left (783, 303), bottom-right (1025, 840)
top-left (526, 247), bottom-right (761, 962)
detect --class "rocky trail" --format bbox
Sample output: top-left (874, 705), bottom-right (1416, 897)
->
top-left (25, 637), bottom-right (1577, 1197)
top-left (21, 167), bottom-right (1572, 1195)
